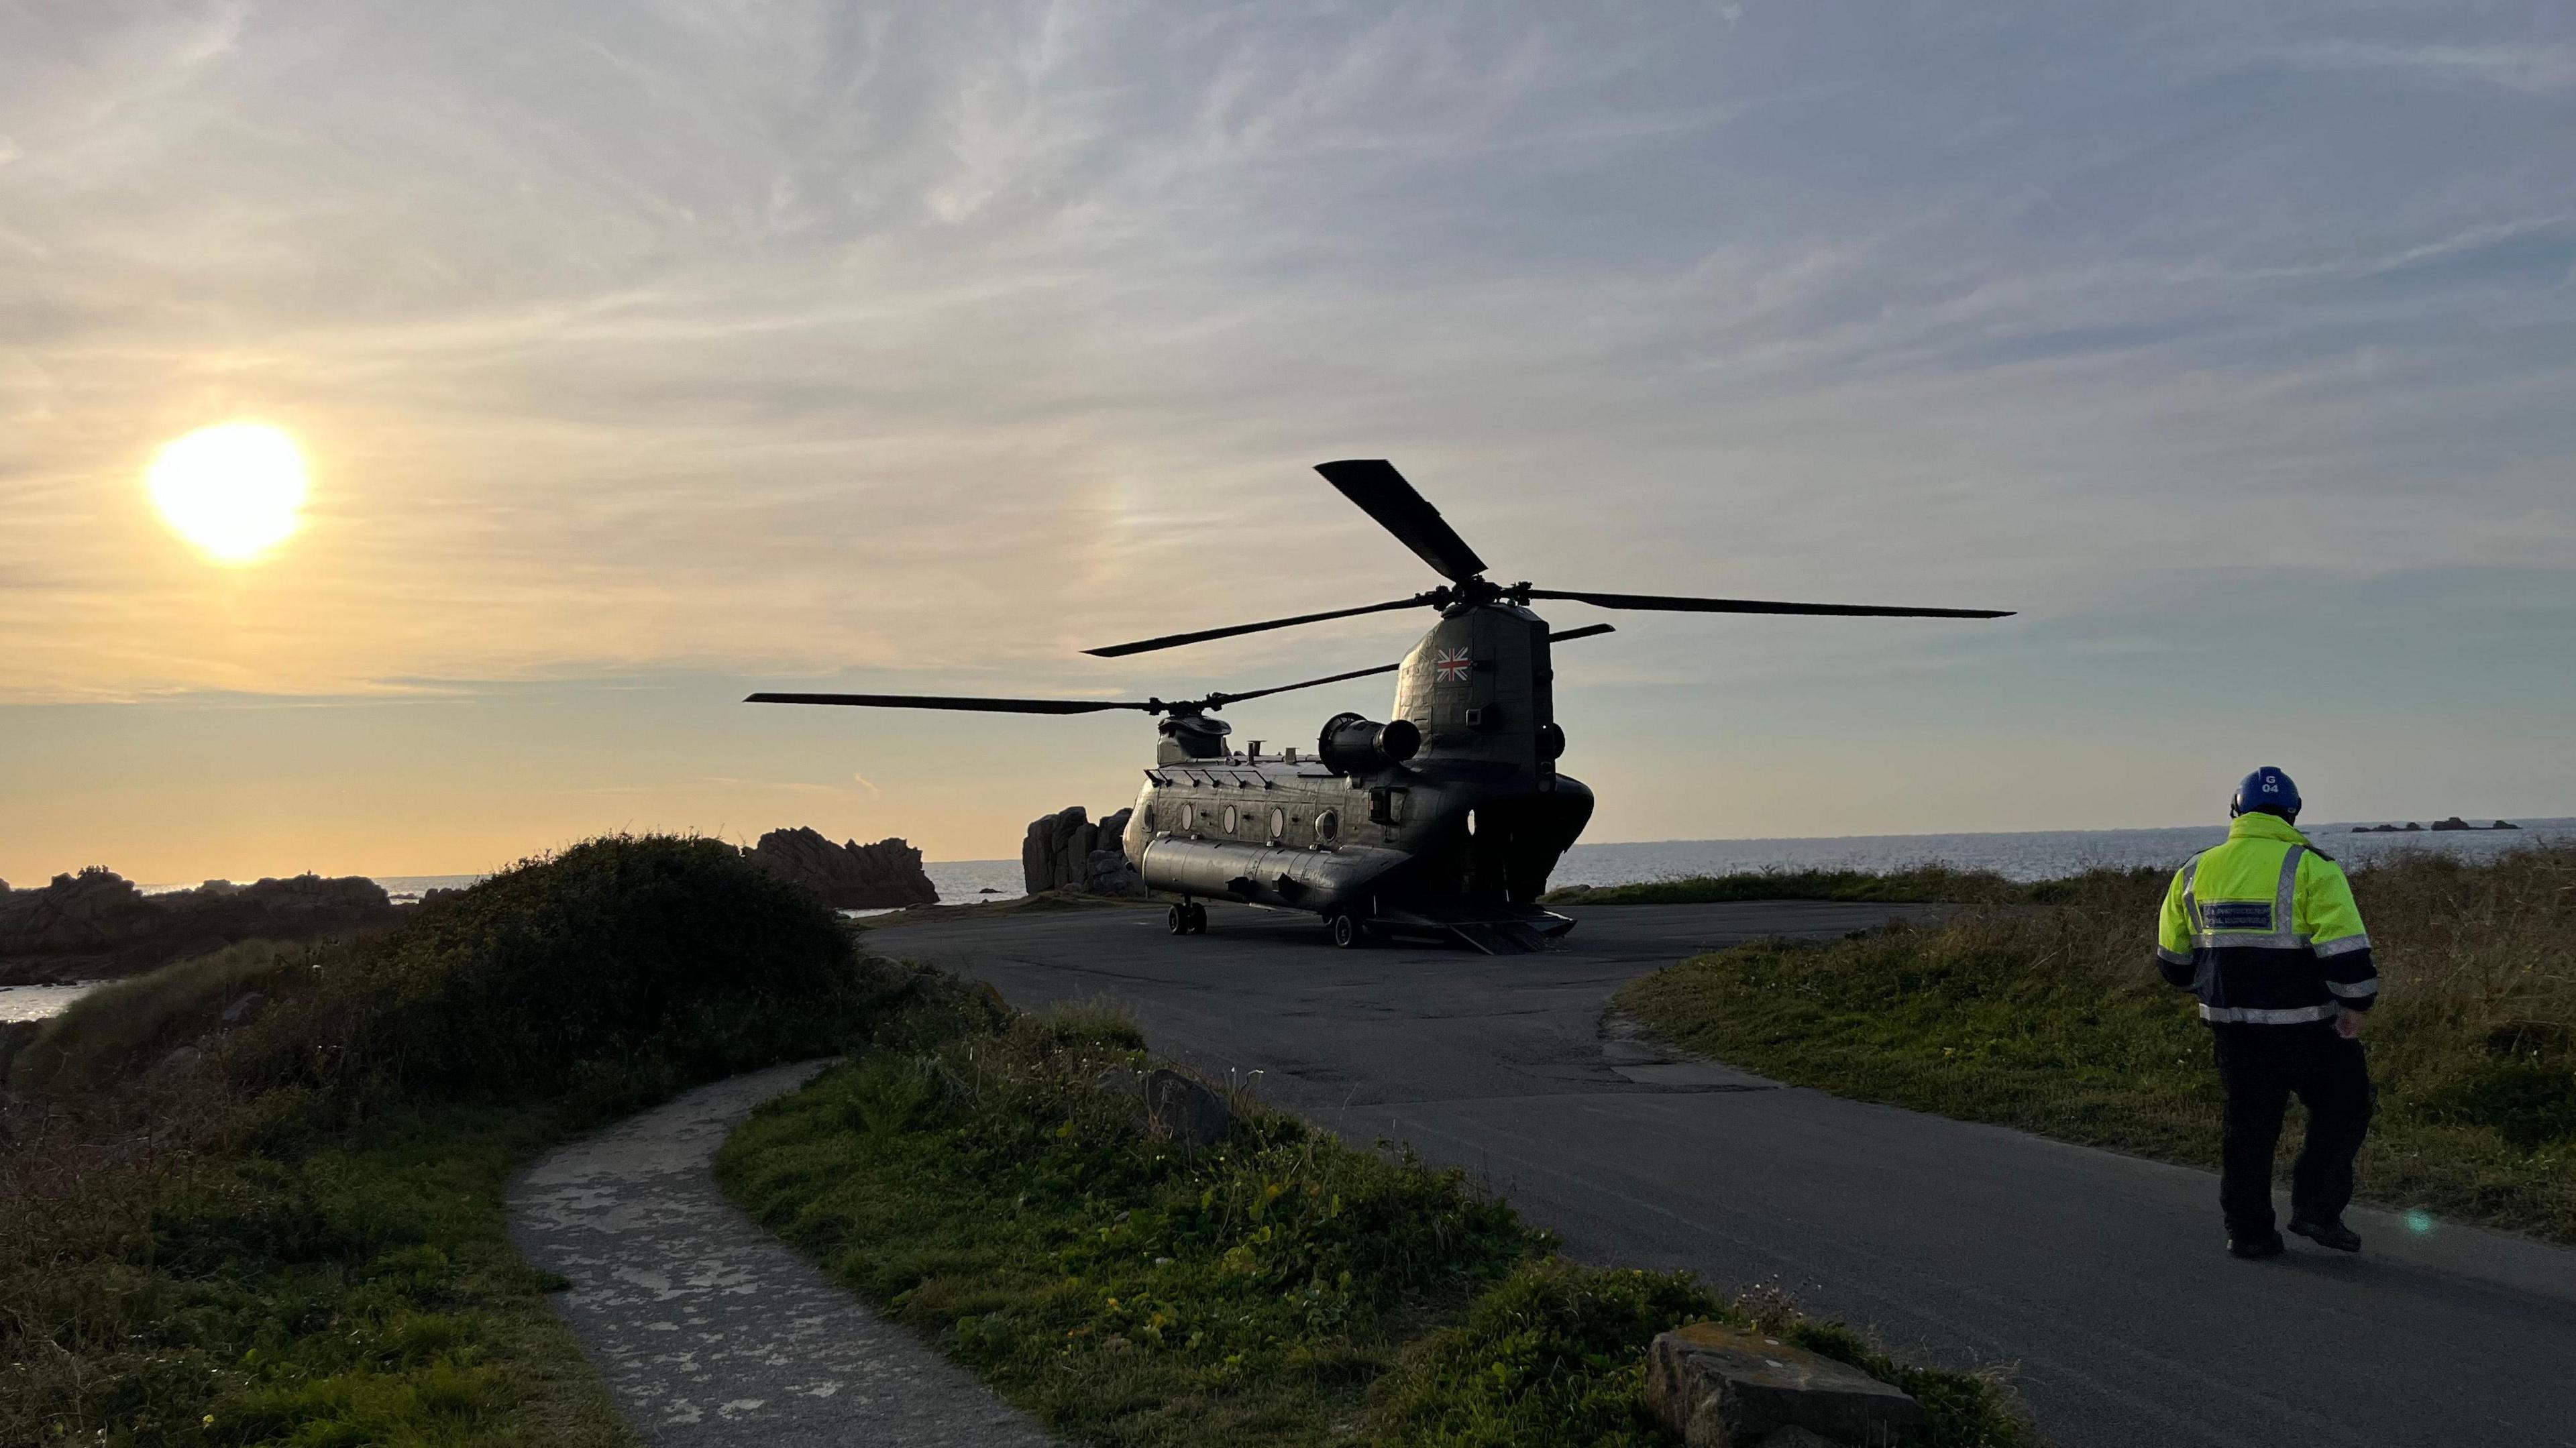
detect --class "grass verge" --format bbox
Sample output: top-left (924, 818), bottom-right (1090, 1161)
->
top-left (1544, 865), bottom-right (2025, 907)
top-left (1614, 844), bottom-right (2576, 1241)
top-left (2, 834), bottom-right (930, 1446)
top-left (717, 1002), bottom-right (2035, 1447)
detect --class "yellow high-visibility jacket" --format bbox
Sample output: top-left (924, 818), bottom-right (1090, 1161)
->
top-left (2156, 812), bottom-right (2378, 1025)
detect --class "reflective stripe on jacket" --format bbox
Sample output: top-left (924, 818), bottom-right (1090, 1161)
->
top-left (2155, 812), bottom-right (2378, 1025)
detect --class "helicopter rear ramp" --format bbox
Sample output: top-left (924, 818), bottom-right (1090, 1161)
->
top-left (1374, 903), bottom-right (1575, 954)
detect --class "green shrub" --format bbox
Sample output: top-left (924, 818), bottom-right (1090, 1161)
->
top-left (223, 834), bottom-right (868, 1110)
top-left (9, 939), bottom-right (302, 1094)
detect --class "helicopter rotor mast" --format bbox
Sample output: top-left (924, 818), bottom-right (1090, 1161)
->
top-left (1080, 459), bottom-right (2011, 659)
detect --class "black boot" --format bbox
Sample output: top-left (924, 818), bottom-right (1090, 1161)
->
top-left (2228, 1231), bottom-right (2286, 1260)
top-left (2288, 1217), bottom-right (2361, 1252)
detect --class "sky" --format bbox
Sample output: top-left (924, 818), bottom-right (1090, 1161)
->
top-left (3, 1), bottom-right (2572, 885)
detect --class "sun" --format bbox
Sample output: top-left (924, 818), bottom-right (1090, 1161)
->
top-left (147, 423), bottom-right (311, 564)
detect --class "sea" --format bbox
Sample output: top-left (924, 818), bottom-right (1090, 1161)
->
top-left (25, 816), bottom-right (2544, 1027)
top-left (153, 816), bottom-right (2576, 905)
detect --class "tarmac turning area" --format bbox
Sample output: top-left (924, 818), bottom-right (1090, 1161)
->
top-left (875, 899), bottom-right (2576, 1448)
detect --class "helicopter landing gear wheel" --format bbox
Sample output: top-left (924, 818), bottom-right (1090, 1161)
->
top-left (1186, 902), bottom-right (1208, 934)
top-left (1328, 912), bottom-right (1366, 949)
top-left (1167, 904), bottom-right (1188, 936)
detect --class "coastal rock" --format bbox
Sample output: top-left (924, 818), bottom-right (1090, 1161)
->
top-left (1024, 805), bottom-right (1144, 896)
top-left (1, 869), bottom-right (396, 984)
top-left (742, 828), bottom-right (938, 909)
top-left (1143, 1068), bottom-right (1234, 1148)
top-left (1644, 1321), bottom-right (1924, 1447)
top-left (1082, 807), bottom-right (1146, 897)
top-left (1023, 807), bottom-right (1097, 894)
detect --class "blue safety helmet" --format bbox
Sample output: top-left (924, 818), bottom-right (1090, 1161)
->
top-left (2230, 767), bottom-right (2302, 823)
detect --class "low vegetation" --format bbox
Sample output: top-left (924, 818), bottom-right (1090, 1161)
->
top-left (0, 834), bottom-right (924, 1447)
top-left (718, 1002), bottom-right (2035, 1447)
top-left (1615, 844), bottom-right (2576, 1241)
top-left (1544, 865), bottom-right (2027, 907)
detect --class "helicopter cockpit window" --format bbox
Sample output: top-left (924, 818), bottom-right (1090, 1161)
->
top-left (1316, 810), bottom-right (1338, 842)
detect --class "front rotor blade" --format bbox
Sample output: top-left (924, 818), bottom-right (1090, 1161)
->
top-left (1200, 624), bottom-right (1616, 710)
top-left (745, 691), bottom-right (1154, 714)
top-left (1081, 594), bottom-right (1433, 659)
top-left (1314, 459), bottom-right (1488, 582)
top-left (1524, 589), bottom-right (2012, 620)
top-left (1208, 662), bottom-right (1399, 708)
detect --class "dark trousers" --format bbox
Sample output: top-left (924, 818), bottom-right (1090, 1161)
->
top-left (2210, 1021), bottom-right (2373, 1238)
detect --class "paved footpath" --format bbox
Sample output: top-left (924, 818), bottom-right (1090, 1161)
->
top-left (508, 1060), bottom-right (1057, 1448)
top-left (877, 899), bottom-right (2576, 1448)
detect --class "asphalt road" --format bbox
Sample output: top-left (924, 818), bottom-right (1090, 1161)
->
top-left (875, 900), bottom-right (2576, 1448)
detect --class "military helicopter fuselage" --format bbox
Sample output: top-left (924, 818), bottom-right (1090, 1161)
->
top-left (748, 459), bottom-right (2008, 953)
top-left (1122, 602), bottom-right (1594, 948)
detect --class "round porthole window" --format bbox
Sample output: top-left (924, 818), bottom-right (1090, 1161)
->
top-left (1269, 806), bottom-right (1287, 838)
top-left (1179, 802), bottom-right (1195, 830)
top-left (1223, 804), bottom-right (1238, 833)
top-left (1316, 810), bottom-right (1338, 841)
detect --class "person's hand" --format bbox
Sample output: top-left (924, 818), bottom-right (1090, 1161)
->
top-left (2334, 1011), bottom-right (2363, 1040)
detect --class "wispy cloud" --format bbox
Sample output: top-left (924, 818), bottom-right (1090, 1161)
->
top-left (3, 1), bottom-right (2573, 868)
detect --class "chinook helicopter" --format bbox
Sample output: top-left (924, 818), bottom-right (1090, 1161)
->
top-left (750, 461), bottom-right (2010, 952)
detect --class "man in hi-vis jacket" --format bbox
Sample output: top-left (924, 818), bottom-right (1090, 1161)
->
top-left (2157, 767), bottom-right (2378, 1259)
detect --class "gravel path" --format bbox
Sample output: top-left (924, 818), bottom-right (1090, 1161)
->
top-left (508, 1060), bottom-right (1058, 1448)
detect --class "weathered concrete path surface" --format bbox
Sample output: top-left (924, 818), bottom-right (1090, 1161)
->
top-left (509, 1060), bottom-right (1057, 1447)
top-left (876, 900), bottom-right (2576, 1448)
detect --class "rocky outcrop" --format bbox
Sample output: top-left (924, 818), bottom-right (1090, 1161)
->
top-left (1021, 806), bottom-right (1144, 897)
top-left (1644, 1322), bottom-right (1923, 1447)
top-left (0, 868), bottom-right (398, 985)
top-left (741, 828), bottom-right (938, 909)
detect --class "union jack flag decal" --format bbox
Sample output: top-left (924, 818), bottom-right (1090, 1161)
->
top-left (1433, 647), bottom-right (1473, 684)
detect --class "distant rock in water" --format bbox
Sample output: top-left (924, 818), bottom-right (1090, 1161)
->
top-left (1022, 805), bottom-right (1145, 897)
top-left (0, 867), bottom-right (398, 985)
top-left (741, 828), bottom-right (937, 909)
top-left (2354, 818), bottom-right (2520, 834)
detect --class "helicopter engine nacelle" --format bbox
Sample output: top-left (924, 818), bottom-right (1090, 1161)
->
top-left (1317, 712), bottom-right (1421, 775)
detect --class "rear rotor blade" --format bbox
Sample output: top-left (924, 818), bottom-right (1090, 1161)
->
top-left (1546, 622), bottom-right (1617, 643)
top-left (1524, 589), bottom-right (2012, 620)
top-left (745, 691), bottom-right (1157, 714)
top-left (1082, 593), bottom-right (1434, 659)
top-left (1315, 459), bottom-right (1488, 582)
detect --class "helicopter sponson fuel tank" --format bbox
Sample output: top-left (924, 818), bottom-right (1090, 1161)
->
top-left (748, 459), bottom-right (2009, 954)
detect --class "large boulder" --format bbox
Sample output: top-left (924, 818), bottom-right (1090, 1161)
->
top-left (742, 828), bottom-right (938, 909)
top-left (1023, 807), bottom-right (1097, 893)
top-left (1644, 1322), bottom-right (1923, 1447)
top-left (1081, 807), bottom-right (1145, 897)
top-left (1025, 805), bottom-right (1144, 895)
